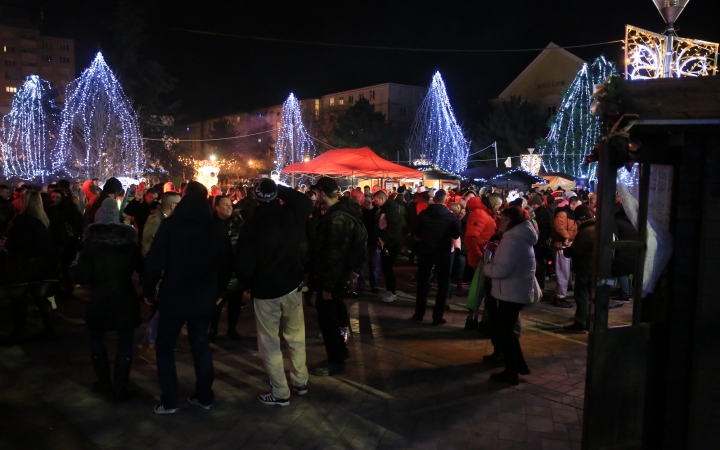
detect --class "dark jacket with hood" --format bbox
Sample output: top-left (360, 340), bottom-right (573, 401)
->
top-left (613, 204), bottom-right (638, 276)
top-left (377, 197), bottom-right (403, 248)
top-left (235, 186), bottom-right (313, 299)
top-left (533, 204), bottom-right (553, 249)
top-left (414, 203), bottom-right (462, 258)
top-left (143, 195), bottom-right (232, 318)
top-left (314, 197), bottom-right (366, 292)
top-left (563, 218), bottom-right (595, 276)
top-left (71, 223), bottom-right (143, 331)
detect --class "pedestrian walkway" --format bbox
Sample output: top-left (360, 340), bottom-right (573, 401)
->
top-left (0, 261), bottom-right (631, 450)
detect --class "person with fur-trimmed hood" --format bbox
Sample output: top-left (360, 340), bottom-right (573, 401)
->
top-left (71, 203), bottom-right (143, 402)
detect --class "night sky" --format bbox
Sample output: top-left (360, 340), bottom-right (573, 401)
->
top-left (17, 0), bottom-right (720, 124)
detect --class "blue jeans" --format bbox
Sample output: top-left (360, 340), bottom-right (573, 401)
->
top-left (573, 275), bottom-right (592, 326)
top-left (358, 247), bottom-right (381, 291)
top-left (449, 250), bottom-right (466, 288)
top-left (143, 310), bottom-right (159, 345)
top-left (156, 313), bottom-right (214, 409)
top-left (618, 275), bottom-right (632, 299)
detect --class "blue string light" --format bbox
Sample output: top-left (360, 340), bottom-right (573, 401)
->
top-left (54, 52), bottom-right (145, 180)
top-left (274, 93), bottom-right (315, 172)
top-left (407, 72), bottom-right (470, 174)
top-left (1, 75), bottom-right (59, 182)
top-left (539, 57), bottom-right (616, 181)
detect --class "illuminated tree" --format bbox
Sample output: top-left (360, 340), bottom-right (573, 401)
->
top-left (55, 52), bottom-right (146, 180)
top-left (1, 75), bottom-right (60, 182)
top-left (275, 93), bottom-right (315, 171)
top-left (407, 72), bottom-right (470, 174)
top-left (538, 56), bottom-right (617, 181)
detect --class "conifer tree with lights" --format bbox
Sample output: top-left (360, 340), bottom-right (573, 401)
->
top-left (54, 52), bottom-right (146, 180)
top-left (1, 75), bottom-right (61, 182)
top-left (406, 72), bottom-right (470, 174)
top-left (274, 93), bottom-right (315, 172)
top-left (538, 56), bottom-right (617, 181)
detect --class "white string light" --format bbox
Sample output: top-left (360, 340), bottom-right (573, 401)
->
top-left (54, 52), bottom-right (146, 180)
top-left (1, 75), bottom-right (59, 182)
top-left (407, 71), bottom-right (470, 174)
top-left (539, 57), bottom-right (616, 182)
top-left (274, 93), bottom-right (315, 172)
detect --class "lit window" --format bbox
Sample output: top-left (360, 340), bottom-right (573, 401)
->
top-left (314, 99), bottom-right (319, 118)
top-left (61, 56), bottom-right (70, 63)
top-left (369, 90), bottom-right (375, 99)
top-left (43, 54), bottom-right (52, 62)
top-left (6, 86), bottom-right (17, 93)
top-left (338, 96), bottom-right (344, 105)
top-left (329, 98), bottom-right (334, 106)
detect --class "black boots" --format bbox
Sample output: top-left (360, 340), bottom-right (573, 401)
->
top-left (91, 350), bottom-right (112, 395)
top-left (113, 355), bottom-right (135, 402)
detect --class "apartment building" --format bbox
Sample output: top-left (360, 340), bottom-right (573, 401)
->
top-left (320, 82), bottom-right (426, 127)
top-left (0, 24), bottom-right (75, 115)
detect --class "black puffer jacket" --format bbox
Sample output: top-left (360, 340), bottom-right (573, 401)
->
top-left (613, 205), bottom-right (639, 276)
top-left (413, 204), bottom-right (461, 257)
top-left (71, 224), bottom-right (142, 332)
top-left (378, 198), bottom-right (403, 248)
top-left (235, 186), bottom-right (313, 299)
top-left (143, 195), bottom-right (232, 318)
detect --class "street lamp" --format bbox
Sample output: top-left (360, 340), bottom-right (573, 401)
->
top-left (248, 160), bottom-right (253, 166)
top-left (653, 0), bottom-right (690, 78)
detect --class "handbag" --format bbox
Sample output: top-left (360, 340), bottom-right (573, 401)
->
top-left (523, 277), bottom-right (543, 310)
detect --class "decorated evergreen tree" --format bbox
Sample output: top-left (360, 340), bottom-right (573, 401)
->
top-left (407, 72), bottom-right (470, 174)
top-left (1, 75), bottom-right (61, 182)
top-left (538, 56), bottom-right (617, 181)
top-left (55, 52), bottom-right (146, 180)
top-left (275, 93), bottom-right (315, 172)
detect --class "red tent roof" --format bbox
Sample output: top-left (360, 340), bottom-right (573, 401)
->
top-left (281, 147), bottom-right (423, 179)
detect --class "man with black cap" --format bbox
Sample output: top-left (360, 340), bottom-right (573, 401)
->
top-left (234, 179), bottom-right (314, 405)
top-left (530, 195), bottom-right (552, 289)
top-left (84, 177), bottom-right (123, 225)
top-left (561, 205), bottom-right (595, 333)
top-left (312, 176), bottom-right (366, 376)
top-left (143, 181), bottom-right (232, 414)
top-left (412, 189), bottom-right (461, 325)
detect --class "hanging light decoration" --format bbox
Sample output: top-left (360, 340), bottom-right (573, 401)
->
top-left (274, 93), bottom-right (315, 172)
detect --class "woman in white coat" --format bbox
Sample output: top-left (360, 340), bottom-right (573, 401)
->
top-left (483, 206), bottom-right (538, 385)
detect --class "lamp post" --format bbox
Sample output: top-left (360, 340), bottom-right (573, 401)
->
top-left (653, 0), bottom-right (690, 78)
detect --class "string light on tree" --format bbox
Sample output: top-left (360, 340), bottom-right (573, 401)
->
top-left (274, 93), bottom-right (315, 172)
top-left (54, 52), bottom-right (146, 179)
top-left (1, 75), bottom-right (60, 182)
top-left (407, 72), bottom-right (470, 174)
top-left (538, 56), bottom-right (617, 181)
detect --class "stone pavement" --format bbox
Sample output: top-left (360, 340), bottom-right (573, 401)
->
top-left (0, 260), bottom-right (632, 450)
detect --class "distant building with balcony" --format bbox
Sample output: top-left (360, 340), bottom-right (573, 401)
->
top-left (320, 82), bottom-right (426, 127)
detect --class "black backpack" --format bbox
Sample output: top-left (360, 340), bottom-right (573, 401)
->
top-left (328, 209), bottom-right (368, 273)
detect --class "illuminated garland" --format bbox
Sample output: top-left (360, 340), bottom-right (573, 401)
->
top-left (407, 72), bottom-right (470, 174)
top-left (538, 56), bottom-right (617, 181)
top-left (468, 168), bottom-right (546, 184)
top-left (275, 93), bottom-right (315, 172)
top-left (1, 75), bottom-right (59, 182)
top-left (55, 52), bottom-right (146, 180)
top-left (520, 154), bottom-right (542, 175)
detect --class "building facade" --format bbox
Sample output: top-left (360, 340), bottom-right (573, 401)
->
top-left (497, 42), bottom-right (585, 119)
top-left (320, 83), bottom-right (426, 127)
top-left (0, 24), bottom-right (75, 115)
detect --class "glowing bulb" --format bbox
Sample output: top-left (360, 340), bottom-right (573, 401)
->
top-left (303, 156), bottom-right (309, 162)
top-left (210, 154), bottom-right (216, 161)
top-left (248, 160), bottom-right (253, 166)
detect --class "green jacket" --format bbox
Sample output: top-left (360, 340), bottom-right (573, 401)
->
top-left (563, 219), bottom-right (595, 276)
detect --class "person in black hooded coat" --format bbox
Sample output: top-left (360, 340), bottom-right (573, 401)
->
top-left (71, 221), bottom-right (143, 401)
top-left (142, 182), bottom-right (232, 413)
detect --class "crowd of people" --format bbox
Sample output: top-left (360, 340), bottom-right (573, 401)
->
top-left (0, 174), bottom-right (634, 409)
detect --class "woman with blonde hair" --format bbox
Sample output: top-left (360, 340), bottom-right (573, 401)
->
top-left (0, 190), bottom-right (58, 345)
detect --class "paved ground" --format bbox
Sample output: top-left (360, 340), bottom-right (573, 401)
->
top-left (0, 260), bottom-right (632, 450)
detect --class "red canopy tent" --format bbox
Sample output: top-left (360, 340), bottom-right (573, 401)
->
top-left (281, 147), bottom-right (422, 179)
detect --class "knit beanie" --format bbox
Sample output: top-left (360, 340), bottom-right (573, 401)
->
top-left (255, 179), bottom-right (278, 202)
top-left (531, 195), bottom-right (544, 206)
top-left (102, 177), bottom-right (123, 195)
top-left (94, 197), bottom-right (120, 224)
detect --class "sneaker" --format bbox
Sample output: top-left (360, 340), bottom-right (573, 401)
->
top-left (154, 404), bottom-right (179, 415)
top-left (138, 343), bottom-right (157, 364)
top-left (257, 392), bottom-right (289, 406)
top-left (292, 385), bottom-right (308, 395)
top-left (608, 300), bottom-right (624, 310)
top-left (432, 318), bottom-right (447, 326)
top-left (562, 321), bottom-right (588, 333)
top-left (381, 292), bottom-right (397, 303)
top-left (313, 363), bottom-right (345, 377)
top-left (553, 298), bottom-right (573, 309)
top-left (187, 395), bottom-right (213, 410)
top-left (614, 297), bottom-right (632, 304)
top-left (489, 370), bottom-right (519, 386)
top-left (174, 337), bottom-right (191, 353)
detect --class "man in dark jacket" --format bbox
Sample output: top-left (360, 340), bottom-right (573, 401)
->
top-left (85, 177), bottom-right (123, 225)
top-left (373, 191), bottom-right (403, 302)
top-left (143, 181), bottom-right (232, 414)
top-left (530, 195), bottom-right (553, 289)
top-left (312, 177), bottom-right (366, 376)
top-left (412, 189), bottom-right (461, 325)
top-left (124, 186), bottom-right (159, 240)
top-left (235, 180), bottom-right (313, 405)
top-left (562, 205), bottom-right (594, 333)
